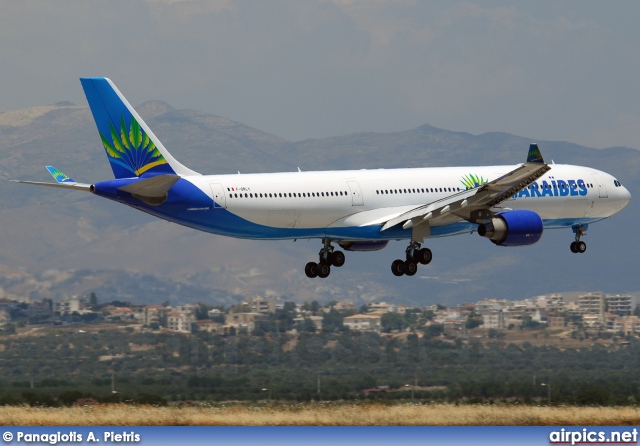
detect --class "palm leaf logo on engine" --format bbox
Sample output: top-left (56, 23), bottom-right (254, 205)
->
top-left (460, 174), bottom-right (487, 190)
top-left (99, 116), bottom-right (166, 176)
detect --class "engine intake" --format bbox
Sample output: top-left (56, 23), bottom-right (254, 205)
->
top-left (478, 210), bottom-right (543, 246)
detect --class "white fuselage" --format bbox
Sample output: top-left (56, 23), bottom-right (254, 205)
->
top-left (171, 163), bottom-right (630, 241)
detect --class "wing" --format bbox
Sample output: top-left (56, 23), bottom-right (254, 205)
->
top-left (380, 144), bottom-right (551, 231)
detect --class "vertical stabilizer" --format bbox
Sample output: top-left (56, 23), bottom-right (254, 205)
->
top-left (80, 77), bottom-right (200, 179)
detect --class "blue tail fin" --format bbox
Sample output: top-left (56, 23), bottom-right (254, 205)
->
top-left (80, 78), bottom-right (199, 179)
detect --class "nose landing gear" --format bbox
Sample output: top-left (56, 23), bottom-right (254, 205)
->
top-left (570, 225), bottom-right (587, 254)
top-left (304, 239), bottom-right (345, 278)
top-left (391, 242), bottom-right (432, 277)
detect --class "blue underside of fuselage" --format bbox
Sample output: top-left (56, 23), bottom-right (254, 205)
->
top-left (93, 178), bottom-right (604, 242)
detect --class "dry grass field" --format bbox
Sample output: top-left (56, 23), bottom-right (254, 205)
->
top-left (0, 403), bottom-right (638, 426)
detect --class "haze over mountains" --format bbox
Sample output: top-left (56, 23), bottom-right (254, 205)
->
top-left (0, 102), bottom-right (637, 307)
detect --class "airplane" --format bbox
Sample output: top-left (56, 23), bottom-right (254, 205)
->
top-left (14, 78), bottom-right (631, 278)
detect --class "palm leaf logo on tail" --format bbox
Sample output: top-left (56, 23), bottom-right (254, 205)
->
top-left (99, 115), bottom-right (167, 177)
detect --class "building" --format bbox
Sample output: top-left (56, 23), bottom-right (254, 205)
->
top-left (54, 296), bottom-right (81, 315)
top-left (578, 293), bottom-right (606, 315)
top-left (168, 311), bottom-right (195, 333)
top-left (196, 319), bottom-right (223, 333)
top-left (224, 312), bottom-right (266, 333)
top-left (582, 313), bottom-right (603, 328)
top-left (108, 307), bottom-right (135, 321)
top-left (368, 302), bottom-right (394, 313)
top-left (143, 305), bottom-right (166, 326)
top-left (343, 314), bottom-right (382, 332)
top-left (548, 317), bottom-right (565, 329)
top-left (333, 301), bottom-right (356, 312)
top-left (606, 294), bottom-right (632, 316)
top-left (242, 297), bottom-right (276, 314)
top-left (482, 310), bottom-right (506, 329)
top-left (536, 294), bottom-right (565, 310)
top-left (26, 301), bottom-right (52, 319)
top-left (612, 315), bottom-right (640, 335)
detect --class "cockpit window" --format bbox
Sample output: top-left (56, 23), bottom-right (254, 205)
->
top-left (614, 180), bottom-right (622, 187)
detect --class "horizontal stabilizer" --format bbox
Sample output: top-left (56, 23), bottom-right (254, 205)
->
top-left (12, 166), bottom-right (91, 191)
top-left (12, 179), bottom-right (91, 191)
top-left (117, 174), bottom-right (180, 198)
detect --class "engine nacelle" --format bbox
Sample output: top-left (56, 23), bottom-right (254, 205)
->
top-left (338, 241), bottom-right (389, 252)
top-left (477, 210), bottom-right (543, 246)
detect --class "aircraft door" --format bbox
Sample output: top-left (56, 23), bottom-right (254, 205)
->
top-left (347, 180), bottom-right (364, 206)
top-left (209, 183), bottom-right (227, 209)
top-left (591, 173), bottom-right (608, 198)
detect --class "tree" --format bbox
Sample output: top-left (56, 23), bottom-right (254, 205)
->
top-left (303, 301), bottom-right (320, 314)
top-left (195, 303), bottom-right (213, 320)
top-left (466, 316), bottom-right (482, 329)
top-left (381, 313), bottom-right (407, 333)
top-left (89, 293), bottom-right (98, 308)
top-left (424, 324), bottom-right (444, 338)
top-left (282, 302), bottom-right (297, 313)
top-left (297, 318), bottom-right (317, 333)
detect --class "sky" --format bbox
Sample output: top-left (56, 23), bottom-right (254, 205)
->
top-left (2, 0), bottom-right (640, 149)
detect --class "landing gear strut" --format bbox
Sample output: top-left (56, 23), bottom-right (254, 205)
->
top-left (305, 239), bottom-right (345, 278)
top-left (391, 242), bottom-right (432, 277)
top-left (570, 225), bottom-right (587, 254)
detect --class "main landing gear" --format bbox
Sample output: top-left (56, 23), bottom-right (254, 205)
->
top-left (305, 239), bottom-right (345, 278)
top-left (570, 225), bottom-right (587, 254)
top-left (391, 242), bottom-right (432, 277)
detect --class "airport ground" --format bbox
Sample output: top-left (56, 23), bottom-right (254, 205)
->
top-left (0, 402), bottom-right (638, 426)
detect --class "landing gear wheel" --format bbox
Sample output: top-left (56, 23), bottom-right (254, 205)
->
top-left (414, 248), bottom-right (432, 265)
top-left (571, 225), bottom-right (587, 254)
top-left (305, 262), bottom-right (318, 278)
top-left (331, 250), bottom-right (345, 267)
top-left (391, 259), bottom-right (405, 276)
top-left (317, 263), bottom-right (331, 278)
top-left (404, 260), bottom-right (418, 276)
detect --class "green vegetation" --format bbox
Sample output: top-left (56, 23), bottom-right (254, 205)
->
top-left (0, 325), bottom-right (639, 407)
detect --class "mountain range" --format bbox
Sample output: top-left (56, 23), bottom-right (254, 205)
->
top-left (0, 101), bottom-right (637, 307)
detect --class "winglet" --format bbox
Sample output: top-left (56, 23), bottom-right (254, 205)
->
top-left (526, 144), bottom-right (544, 164)
top-left (46, 166), bottom-right (75, 183)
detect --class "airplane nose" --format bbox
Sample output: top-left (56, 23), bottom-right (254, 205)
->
top-left (618, 186), bottom-right (631, 210)
top-left (622, 186), bottom-right (631, 204)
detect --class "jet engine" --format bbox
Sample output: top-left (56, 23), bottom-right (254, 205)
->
top-left (477, 210), bottom-right (543, 246)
